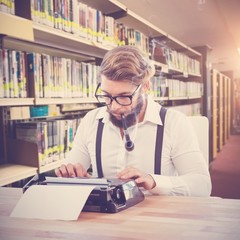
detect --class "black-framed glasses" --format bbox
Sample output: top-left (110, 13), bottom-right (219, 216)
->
top-left (95, 83), bottom-right (142, 106)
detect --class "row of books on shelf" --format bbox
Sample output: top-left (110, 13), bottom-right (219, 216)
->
top-left (7, 101), bottom-right (200, 169)
top-left (150, 39), bottom-right (201, 75)
top-left (0, 49), bottom-right (100, 98)
top-left (30, 0), bottom-right (149, 53)
top-left (0, 0), bottom-right (14, 14)
top-left (170, 103), bottom-right (201, 116)
top-left (30, 0), bottom-right (200, 73)
top-left (150, 76), bottom-right (203, 98)
top-left (0, 49), bottom-right (27, 98)
top-left (0, 47), bottom-right (202, 99)
top-left (13, 117), bottom-right (82, 167)
top-left (168, 79), bottom-right (203, 98)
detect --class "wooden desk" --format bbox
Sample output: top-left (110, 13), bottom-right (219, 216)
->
top-left (0, 187), bottom-right (240, 240)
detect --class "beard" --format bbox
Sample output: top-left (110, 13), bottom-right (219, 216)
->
top-left (108, 94), bottom-right (146, 128)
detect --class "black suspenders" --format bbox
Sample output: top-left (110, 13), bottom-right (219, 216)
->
top-left (96, 107), bottom-right (167, 177)
top-left (96, 118), bottom-right (104, 178)
top-left (154, 107), bottom-right (167, 174)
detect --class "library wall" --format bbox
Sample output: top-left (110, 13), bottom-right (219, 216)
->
top-left (0, 0), bottom-right (203, 186)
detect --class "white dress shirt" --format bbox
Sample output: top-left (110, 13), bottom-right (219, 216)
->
top-left (65, 96), bottom-right (212, 196)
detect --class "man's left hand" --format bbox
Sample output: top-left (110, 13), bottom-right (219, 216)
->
top-left (117, 166), bottom-right (156, 190)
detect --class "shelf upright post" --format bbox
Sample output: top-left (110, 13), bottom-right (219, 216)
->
top-left (0, 107), bottom-right (9, 164)
top-left (194, 45), bottom-right (213, 161)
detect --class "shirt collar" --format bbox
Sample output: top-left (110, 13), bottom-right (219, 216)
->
top-left (95, 96), bottom-right (163, 126)
top-left (143, 96), bottom-right (163, 126)
top-left (95, 106), bottom-right (110, 124)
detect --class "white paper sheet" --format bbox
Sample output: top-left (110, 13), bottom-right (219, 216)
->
top-left (45, 176), bottom-right (109, 185)
top-left (10, 184), bottom-right (95, 220)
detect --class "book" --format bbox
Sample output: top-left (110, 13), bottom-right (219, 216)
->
top-left (53, 0), bottom-right (62, 30)
top-left (2, 49), bottom-right (9, 98)
top-left (150, 39), bottom-right (168, 65)
top-left (71, 0), bottom-right (79, 35)
top-left (27, 52), bottom-right (43, 98)
top-left (78, 2), bottom-right (88, 38)
top-left (15, 121), bottom-right (46, 166)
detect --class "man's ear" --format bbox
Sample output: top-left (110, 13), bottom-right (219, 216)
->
top-left (142, 80), bottom-right (150, 92)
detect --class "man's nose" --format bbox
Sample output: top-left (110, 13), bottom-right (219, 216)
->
top-left (109, 99), bottom-right (122, 111)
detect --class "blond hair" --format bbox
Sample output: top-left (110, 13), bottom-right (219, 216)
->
top-left (99, 46), bottom-right (155, 85)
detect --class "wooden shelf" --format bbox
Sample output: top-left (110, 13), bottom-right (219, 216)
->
top-left (0, 98), bottom-right (98, 107)
top-left (0, 12), bottom-right (33, 41)
top-left (189, 73), bottom-right (202, 78)
top-left (166, 34), bottom-right (201, 56)
top-left (152, 61), bottom-right (169, 74)
top-left (0, 98), bottom-right (34, 106)
top-left (0, 163), bottom-right (37, 186)
top-left (188, 95), bottom-right (202, 99)
top-left (80, 0), bottom-right (127, 17)
top-left (154, 97), bottom-right (169, 101)
top-left (80, 0), bottom-right (126, 15)
top-left (152, 61), bottom-right (202, 77)
top-left (168, 96), bottom-right (202, 101)
top-left (169, 96), bottom-right (188, 100)
top-left (33, 23), bottom-right (112, 59)
top-left (0, 96), bottom-right (202, 108)
top-left (34, 97), bottom-right (98, 105)
top-left (39, 160), bottom-right (64, 174)
top-left (1, 35), bottom-right (95, 62)
top-left (119, 8), bottom-right (167, 39)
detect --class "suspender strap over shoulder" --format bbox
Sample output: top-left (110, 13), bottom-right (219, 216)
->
top-left (96, 107), bottom-right (167, 177)
top-left (96, 118), bottom-right (104, 178)
top-left (154, 107), bottom-right (167, 174)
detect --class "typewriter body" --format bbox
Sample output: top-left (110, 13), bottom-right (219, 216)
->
top-left (23, 174), bottom-right (145, 213)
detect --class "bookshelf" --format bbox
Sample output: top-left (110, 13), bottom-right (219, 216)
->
top-left (232, 78), bottom-right (240, 133)
top-left (211, 69), bottom-right (218, 159)
top-left (211, 69), bottom-right (231, 159)
top-left (218, 74), bottom-right (224, 151)
top-left (0, 0), bottom-right (203, 186)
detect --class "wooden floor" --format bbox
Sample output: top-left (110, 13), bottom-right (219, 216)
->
top-left (210, 134), bottom-right (240, 199)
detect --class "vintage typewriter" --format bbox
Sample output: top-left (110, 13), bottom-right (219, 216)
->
top-left (23, 174), bottom-right (145, 213)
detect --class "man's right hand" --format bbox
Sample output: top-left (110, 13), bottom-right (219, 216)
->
top-left (55, 163), bottom-right (90, 178)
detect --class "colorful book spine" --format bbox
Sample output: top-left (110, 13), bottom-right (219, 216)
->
top-left (2, 49), bottom-right (9, 98)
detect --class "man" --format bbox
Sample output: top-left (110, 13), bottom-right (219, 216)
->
top-left (55, 45), bottom-right (212, 196)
